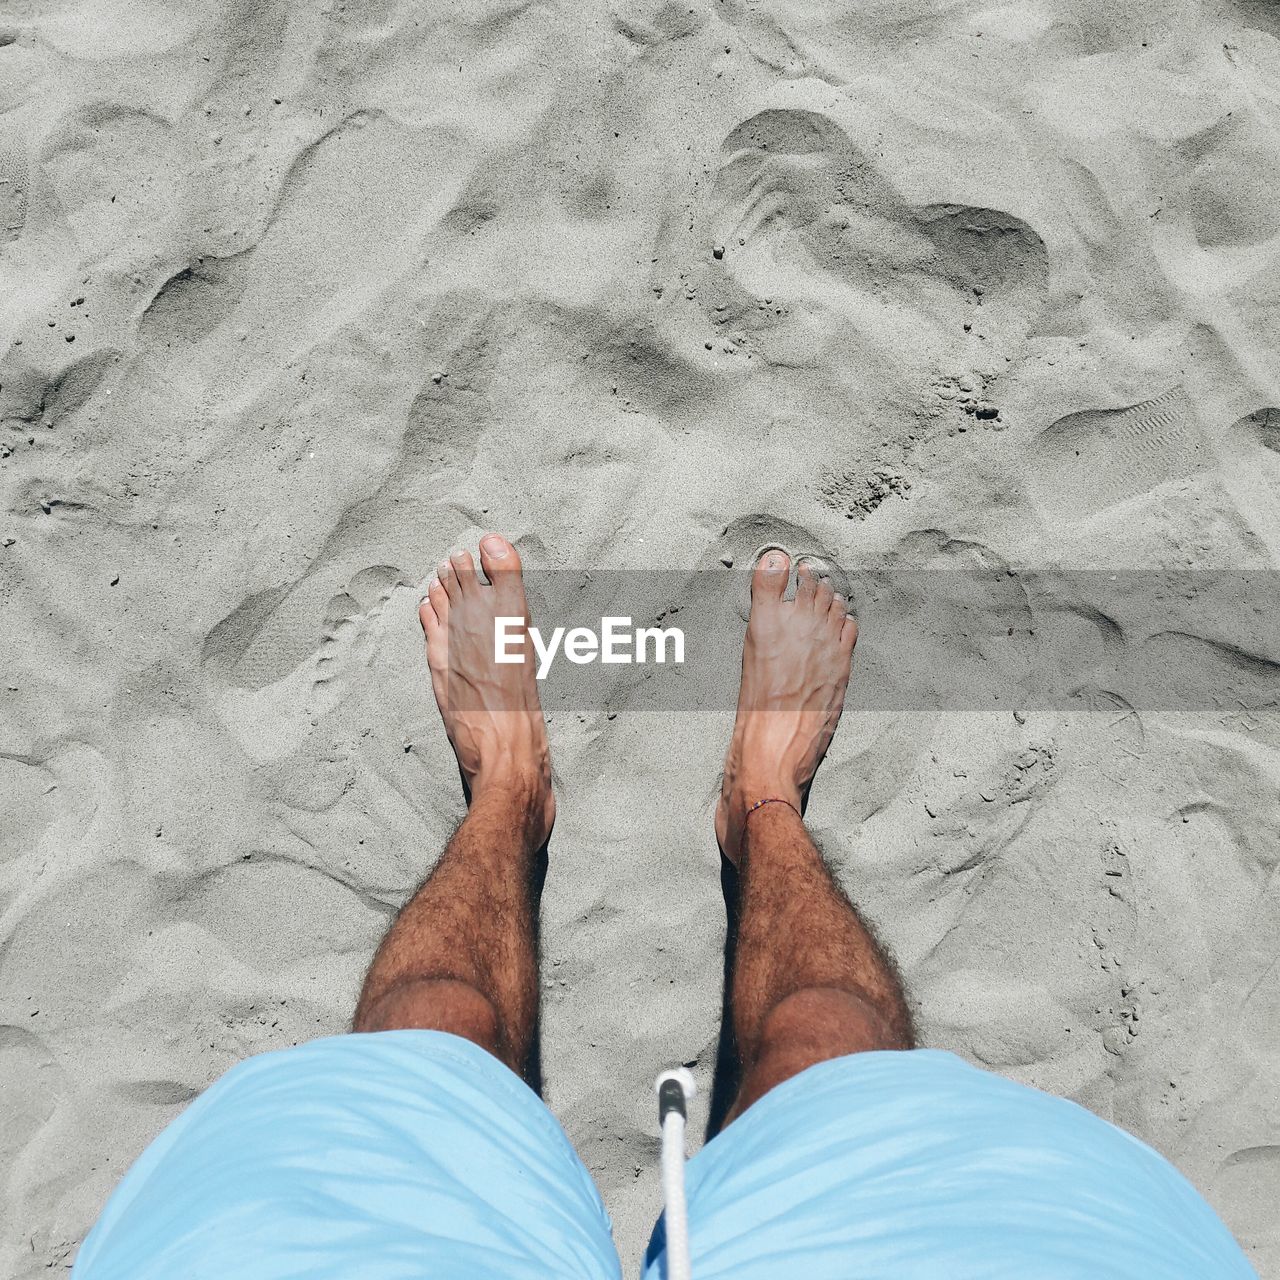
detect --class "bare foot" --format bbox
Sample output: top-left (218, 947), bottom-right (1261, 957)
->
top-left (715, 549), bottom-right (858, 864)
top-left (419, 535), bottom-right (555, 845)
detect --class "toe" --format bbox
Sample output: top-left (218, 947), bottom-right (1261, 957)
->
top-left (795, 561), bottom-right (818, 608)
top-left (422, 577), bottom-right (450, 666)
top-left (449, 547), bottom-right (478, 592)
top-left (419, 592), bottom-right (439, 635)
top-left (827, 594), bottom-right (847, 631)
top-left (438, 558), bottom-right (461, 601)
top-left (841, 615), bottom-right (859, 649)
top-left (751, 548), bottom-right (790, 605)
top-left (479, 533), bottom-right (525, 604)
top-left (479, 532), bottom-right (521, 578)
top-left (815, 579), bottom-right (835, 613)
top-left (427, 575), bottom-right (449, 624)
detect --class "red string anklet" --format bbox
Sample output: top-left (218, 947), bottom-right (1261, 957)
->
top-left (744, 796), bottom-right (801, 822)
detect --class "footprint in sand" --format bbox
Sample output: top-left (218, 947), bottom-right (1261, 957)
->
top-left (1027, 386), bottom-right (1211, 523)
top-left (690, 107), bottom-right (1048, 357)
top-left (1218, 406), bottom-right (1280, 551)
top-left (1211, 1145), bottom-right (1280, 1257)
top-left (140, 255), bottom-right (249, 349)
top-left (1228, 406), bottom-right (1280, 455)
top-left (702, 512), bottom-right (851, 622)
top-left (0, 349), bottom-right (122, 448)
top-left (1163, 112), bottom-right (1280, 251)
top-left (312, 564), bottom-right (408, 709)
top-left (164, 111), bottom-right (448, 412)
top-left (911, 203), bottom-right (1048, 313)
top-left (850, 532), bottom-right (1036, 713)
top-left (1137, 630), bottom-right (1280, 714)
top-left (177, 852), bottom-right (390, 978)
top-left (211, 565), bottom-right (408, 763)
top-left (401, 330), bottom-right (499, 479)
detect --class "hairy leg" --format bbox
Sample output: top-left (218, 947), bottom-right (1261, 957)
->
top-left (717, 550), bottom-right (912, 1122)
top-left (353, 535), bottom-right (553, 1078)
top-left (353, 783), bottom-right (545, 1072)
top-left (729, 803), bottom-right (912, 1118)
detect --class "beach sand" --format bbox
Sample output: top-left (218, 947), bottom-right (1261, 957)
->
top-left (2, 0), bottom-right (1279, 1274)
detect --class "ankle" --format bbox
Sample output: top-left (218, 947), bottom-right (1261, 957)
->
top-left (732, 772), bottom-right (803, 814)
top-left (468, 764), bottom-right (553, 837)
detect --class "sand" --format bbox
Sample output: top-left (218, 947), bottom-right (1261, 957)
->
top-left (2, 0), bottom-right (1279, 1274)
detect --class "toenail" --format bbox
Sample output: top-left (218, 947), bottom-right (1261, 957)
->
top-left (766, 552), bottom-right (785, 570)
top-left (481, 535), bottom-right (508, 558)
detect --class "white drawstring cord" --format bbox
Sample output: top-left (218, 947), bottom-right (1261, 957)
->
top-left (655, 1067), bottom-right (697, 1280)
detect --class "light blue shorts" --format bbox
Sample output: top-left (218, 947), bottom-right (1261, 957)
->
top-left (72, 1031), bottom-right (1253, 1279)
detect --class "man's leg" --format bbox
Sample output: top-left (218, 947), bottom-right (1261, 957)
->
top-left (354, 535), bottom-right (555, 1078)
top-left (78, 536), bottom-right (628, 1280)
top-left (645, 550), bottom-right (1250, 1280)
top-left (716, 550), bottom-right (913, 1120)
